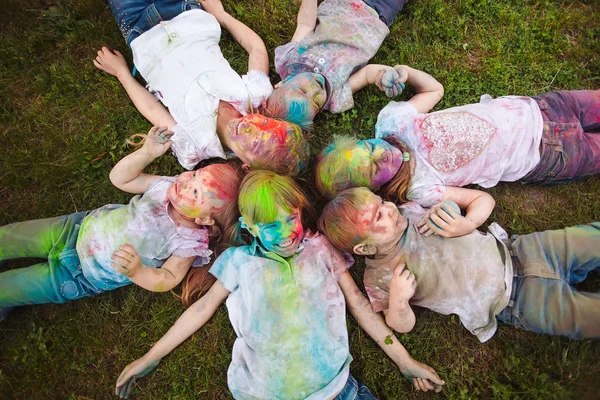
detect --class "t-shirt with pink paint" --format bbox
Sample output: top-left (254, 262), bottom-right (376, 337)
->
top-left (375, 96), bottom-right (543, 207)
top-left (363, 202), bottom-right (513, 343)
top-left (76, 177), bottom-right (211, 292)
top-left (274, 0), bottom-right (389, 113)
top-left (210, 231), bottom-right (354, 400)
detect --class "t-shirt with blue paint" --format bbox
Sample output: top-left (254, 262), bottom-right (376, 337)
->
top-left (76, 177), bottom-right (211, 292)
top-left (210, 231), bottom-right (354, 399)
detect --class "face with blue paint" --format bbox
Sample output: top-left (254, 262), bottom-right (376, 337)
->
top-left (345, 139), bottom-right (404, 189)
top-left (247, 207), bottom-right (305, 258)
top-left (273, 72), bottom-right (327, 122)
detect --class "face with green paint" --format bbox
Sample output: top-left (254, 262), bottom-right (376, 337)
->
top-left (344, 139), bottom-right (404, 189)
top-left (168, 169), bottom-right (228, 224)
top-left (273, 72), bottom-right (327, 121)
top-left (248, 207), bottom-right (305, 258)
top-left (225, 114), bottom-right (298, 168)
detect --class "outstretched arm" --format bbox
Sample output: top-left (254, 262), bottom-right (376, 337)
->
top-left (338, 271), bottom-right (445, 392)
top-left (291, 0), bottom-right (317, 42)
top-left (109, 126), bottom-right (173, 194)
top-left (94, 47), bottom-right (177, 128)
top-left (111, 244), bottom-right (195, 292)
top-left (401, 65), bottom-right (445, 113)
top-left (201, 0), bottom-right (269, 75)
top-left (115, 281), bottom-right (230, 398)
top-left (349, 64), bottom-right (407, 97)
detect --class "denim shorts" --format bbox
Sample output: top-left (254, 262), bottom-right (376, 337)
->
top-left (335, 374), bottom-right (377, 400)
top-left (108, 0), bottom-right (203, 46)
top-left (363, 0), bottom-right (409, 27)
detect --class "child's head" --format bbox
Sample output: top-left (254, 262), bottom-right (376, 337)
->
top-left (318, 187), bottom-right (408, 256)
top-left (266, 72), bottom-right (328, 129)
top-left (238, 170), bottom-right (315, 257)
top-left (168, 163), bottom-right (242, 231)
top-left (315, 135), bottom-right (411, 201)
top-left (224, 113), bottom-right (309, 176)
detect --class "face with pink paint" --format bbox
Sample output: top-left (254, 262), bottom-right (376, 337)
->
top-left (353, 190), bottom-right (407, 256)
top-left (345, 139), bottom-right (403, 189)
top-left (248, 207), bottom-right (305, 258)
top-left (225, 114), bottom-right (297, 167)
top-left (273, 72), bottom-right (327, 121)
top-left (167, 169), bottom-right (229, 224)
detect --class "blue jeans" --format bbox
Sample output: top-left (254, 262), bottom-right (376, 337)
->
top-left (334, 374), bottom-right (377, 400)
top-left (108, 0), bottom-right (202, 46)
top-left (497, 222), bottom-right (600, 339)
top-left (363, 0), bottom-right (409, 27)
top-left (0, 212), bottom-right (99, 308)
top-left (521, 90), bottom-right (600, 184)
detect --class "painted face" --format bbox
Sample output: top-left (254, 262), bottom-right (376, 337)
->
top-left (250, 207), bottom-right (305, 258)
top-left (274, 72), bottom-right (327, 121)
top-left (225, 114), bottom-right (297, 167)
top-left (167, 169), bottom-right (229, 220)
top-left (357, 191), bottom-right (407, 253)
top-left (344, 139), bottom-right (403, 189)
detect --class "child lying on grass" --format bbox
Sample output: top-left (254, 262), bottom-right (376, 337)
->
top-left (319, 187), bottom-right (600, 341)
top-left (0, 127), bottom-right (241, 320)
top-left (115, 171), bottom-right (444, 399)
top-left (266, 0), bottom-right (410, 128)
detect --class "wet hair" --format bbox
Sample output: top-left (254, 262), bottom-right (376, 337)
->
top-left (318, 187), bottom-right (372, 253)
top-left (244, 121), bottom-right (311, 177)
top-left (180, 162), bottom-right (245, 307)
top-left (315, 135), bottom-right (413, 202)
top-left (234, 170), bottom-right (315, 245)
top-left (265, 86), bottom-right (315, 130)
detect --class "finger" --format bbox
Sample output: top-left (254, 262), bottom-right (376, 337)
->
top-left (413, 378), bottom-right (420, 391)
top-left (124, 377), bottom-right (136, 398)
top-left (111, 261), bottom-right (127, 273)
top-left (394, 262), bottom-right (406, 274)
top-left (93, 60), bottom-right (103, 69)
top-left (425, 220), bottom-right (446, 237)
top-left (429, 213), bottom-right (449, 228)
top-left (415, 378), bottom-right (427, 392)
top-left (434, 208), bottom-right (454, 224)
top-left (427, 369), bottom-right (445, 386)
top-left (148, 126), bottom-right (159, 136)
top-left (422, 379), bottom-right (435, 391)
top-left (435, 383), bottom-right (443, 393)
top-left (418, 223), bottom-right (431, 234)
top-left (119, 244), bottom-right (137, 256)
top-left (112, 254), bottom-right (132, 266)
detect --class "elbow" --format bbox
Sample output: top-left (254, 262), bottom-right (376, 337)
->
top-left (385, 314), bottom-right (415, 334)
top-left (435, 82), bottom-right (445, 102)
top-left (108, 169), bottom-right (125, 191)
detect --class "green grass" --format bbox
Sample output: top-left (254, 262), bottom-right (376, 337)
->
top-left (1, 0), bottom-right (599, 398)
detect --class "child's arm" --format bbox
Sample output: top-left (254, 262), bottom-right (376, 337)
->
top-left (111, 244), bottom-right (194, 292)
top-left (349, 64), bottom-right (408, 98)
top-left (115, 281), bottom-right (230, 398)
top-left (418, 187), bottom-right (495, 237)
top-left (397, 65), bottom-right (445, 113)
top-left (291, 0), bottom-right (317, 42)
top-left (338, 271), bottom-right (445, 392)
top-left (109, 126), bottom-right (173, 194)
top-left (200, 0), bottom-right (269, 75)
top-left (383, 263), bottom-right (417, 333)
top-left (94, 47), bottom-right (177, 128)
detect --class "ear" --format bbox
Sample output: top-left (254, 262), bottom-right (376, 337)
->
top-left (353, 242), bottom-right (377, 256)
top-left (241, 164), bottom-right (251, 172)
top-left (194, 216), bottom-right (215, 226)
top-left (274, 81), bottom-right (283, 89)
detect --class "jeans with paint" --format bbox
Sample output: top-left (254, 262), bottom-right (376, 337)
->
top-left (363, 0), bottom-right (409, 27)
top-left (0, 212), bottom-right (100, 308)
top-left (497, 222), bottom-right (600, 339)
top-left (334, 374), bottom-right (377, 400)
top-left (521, 90), bottom-right (600, 184)
top-left (108, 0), bottom-right (202, 46)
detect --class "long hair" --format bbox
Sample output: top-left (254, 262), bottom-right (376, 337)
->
top-left (318, 187), bottom-right (372, 253)
top-left (179, 162), bottom-right (245, 307)
top-left (380, 136), bottom-right (412, 204)
top-left (236, 170), bottom-right (315, 245)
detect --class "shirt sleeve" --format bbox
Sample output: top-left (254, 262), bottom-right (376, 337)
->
top-left (363, 269), bottom-right (391, 313)
top-left (406, 153), bottom-right (446, 208)
top-left (274, 42), bottom-right (299, 77)
top-left (170, 122), bottom-right (227, 170)
top-left (209, 247), bottom-right (240, 292)
top-left (321, 235), bottom-right (355, 279)
top-left (242, 70), bottom-right (273, 109)
top-left (375, 101), bottom-right (419, 141)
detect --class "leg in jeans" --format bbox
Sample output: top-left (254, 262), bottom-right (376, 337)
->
top-left (502, 222), bottom-right (600, 339)
top-left (334, 374), bottom-right (377, 400)
top-left (0, 212), bottom-right (93, 307)
top-left (107, 0), bottom-right (202, 46)
top-left (522, 90), bottom-right (600, 183)
top-left (363, 0), bottom-right (409, 27)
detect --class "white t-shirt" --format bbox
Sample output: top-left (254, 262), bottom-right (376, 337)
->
top-left (210, 232), bottom-right (353, 400)
top-left (76, 177), bottom-right (211, 291)
top-left (131, 10), bottom-right (273, 169)
top-left (375, 96), bottom-right (543, 206)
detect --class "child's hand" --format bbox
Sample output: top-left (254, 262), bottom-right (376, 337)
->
top-left (93, 46), bottom-right (129, 79)
top-left (111, 244), bottom-right (142, 278)
top-left (141, 126), bottom-right (174, 159)
top-left (399, 356), bottom-right (445, 393)
top-left (389, 263), bottom-right (416, 304)
top-left (375, 66), bottom-right (406, 98)
top-left (115, 356), bottom-right (161, 398)
top-left (200, 0), bottom-right (226, 17)
top-left (417, 202), bottom-right (476, 238)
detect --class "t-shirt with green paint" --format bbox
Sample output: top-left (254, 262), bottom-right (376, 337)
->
top-left (210, 231), bottom-right (354, 399)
